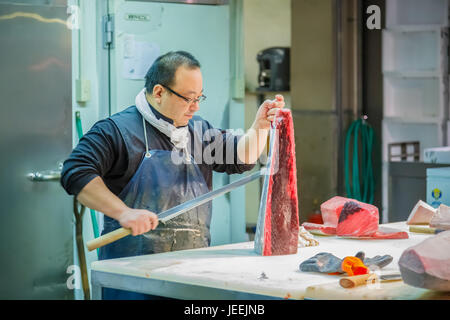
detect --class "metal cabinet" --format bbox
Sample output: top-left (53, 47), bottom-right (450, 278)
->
top-left (388, 162), bottom-right (449, 222)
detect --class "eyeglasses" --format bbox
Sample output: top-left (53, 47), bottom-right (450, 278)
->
top-left (161, 84), bottom-right (206, 105)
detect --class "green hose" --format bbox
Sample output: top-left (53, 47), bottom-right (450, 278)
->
top-left (75, 111), bottom-right (100, 256)
top-left (344, 117), bottom-right (375, 204)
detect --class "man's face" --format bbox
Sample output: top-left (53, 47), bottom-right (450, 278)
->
top-left (159, 66), bottom-right (203, 127)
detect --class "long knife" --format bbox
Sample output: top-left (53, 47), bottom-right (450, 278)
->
top-left (339, 273), bottom-right (403, 288)
top-left (409, 226), bottom-right (446, 234)
top-left (254, 125), bottom-right (277, 253)
top-left (86, 169), bottom-right (263, 252)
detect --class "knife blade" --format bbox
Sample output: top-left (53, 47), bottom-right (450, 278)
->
top-left (158, 169), bottom-right (263, 222)
top-left (379, 273), bottom-right (402, 281)
top-left (339, 273), bottom-right (402, 288)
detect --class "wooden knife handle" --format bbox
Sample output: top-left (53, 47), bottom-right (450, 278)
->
top-left (409, 226), bottom-right (438, 234)
top-left (86, 227), bottom-right (132, 252)
top-left (339, 273), bottom-right (379, 288)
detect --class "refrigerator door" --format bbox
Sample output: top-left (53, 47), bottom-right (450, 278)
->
top-left (0, 2), bottom-right (73, 298)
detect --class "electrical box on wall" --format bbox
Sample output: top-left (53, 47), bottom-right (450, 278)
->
top-left (76, 79), bottom-right (91, 103)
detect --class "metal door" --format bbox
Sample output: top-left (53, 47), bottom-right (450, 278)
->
top-left (0, 0), bottom-right (73, 299)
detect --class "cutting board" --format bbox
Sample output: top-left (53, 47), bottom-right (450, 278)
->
top-left (304, 279), bottom-right (450, 300)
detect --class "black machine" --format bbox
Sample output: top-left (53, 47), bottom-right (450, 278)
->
top-left (256, 47), bottom-right (290, 92)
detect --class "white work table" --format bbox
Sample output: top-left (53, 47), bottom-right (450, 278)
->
top-left (90, 222), bottom-right (450, 300)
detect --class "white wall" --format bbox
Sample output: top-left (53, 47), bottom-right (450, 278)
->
top-left (244, 0), bottom-right (292, 92)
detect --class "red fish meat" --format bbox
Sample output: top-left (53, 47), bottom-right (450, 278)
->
top-left (321, 196), bottom-right (349, 226)
top-left (254, 109), bottom-right (299, 256)
top-left (336, 201), bottom-right (379, 237)
top-left (302, 196), bottom-right (408, 239)
top-left (406, 200), bottom-right (436, 225)
top-left (430, 204), bottom-right (450, 230)
top-left (399, 230), bottom-right (450, 291)
top-left (301, 196), bottom-right (348, 235)
top-left (301, 222), bottom-right (336, 235)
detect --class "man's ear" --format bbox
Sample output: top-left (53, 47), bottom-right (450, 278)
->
top-left (152, 85), bottom-right (164, 103)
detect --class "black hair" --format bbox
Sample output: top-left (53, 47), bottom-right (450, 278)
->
top-left (144, 51), bottom-right (201, 94)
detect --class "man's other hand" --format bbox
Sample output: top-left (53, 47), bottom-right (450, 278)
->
top-left (118, 209), bottom-right (159, 236)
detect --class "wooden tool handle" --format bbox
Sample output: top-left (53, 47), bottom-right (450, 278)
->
top-left (339, 273), bottom-right (378, 288)
top-left (409, 226), bottom-right (437, 234)
top-left (86, 227), bottom-right (132, 252)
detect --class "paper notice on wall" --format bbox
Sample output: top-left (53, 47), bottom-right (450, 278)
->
top-left (123, 35), bottom-right (160, 80)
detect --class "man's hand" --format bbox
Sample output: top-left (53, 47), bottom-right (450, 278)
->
top-left (76, 177), bottom-right (159, 236)
top-left (252, 95), bottom-right (285, 130)
top-left (118, 209), bottom-right (159, 236)
top-left (237, 95), bottom-right (286, 164)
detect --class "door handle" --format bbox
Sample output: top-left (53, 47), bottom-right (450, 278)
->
top-left (27, 170), bottom-right (61, 182)
top-left (27, 162), bottom-right (63, 182)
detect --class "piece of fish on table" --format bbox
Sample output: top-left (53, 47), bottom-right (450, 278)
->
top-left (399, 230), bottom-right (450, 291)
top-left (302, 196), bottom-right (408, 239)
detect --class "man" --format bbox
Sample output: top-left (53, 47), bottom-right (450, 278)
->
top-left (61, 51), bottom-right (284, 299)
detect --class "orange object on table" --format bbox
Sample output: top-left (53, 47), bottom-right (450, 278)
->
top-left (341, 256), bottom-right (369, 276)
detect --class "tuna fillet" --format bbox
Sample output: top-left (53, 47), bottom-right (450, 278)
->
top-left (336, 201), bottom-right (379, 237)
top-left (399, 230), bottom-right (450, 291)
top-left (302, 197), bottom-right (376, 236)
top-left (369, 227), bottom-right (409, 239)
top-left (254, 109), bottom-right (299, 256)
top-left (302, 196), bottom-right (408, 239)
top-left (321, 196), bottom-right (349, 226)
top-left (301, 196), bottom-right (348, 235)
top-left (301, 222), bottom-right (336, 236)
top-left (406, 200), bottom-right (437, 225)
top-left (430, 204), bottom-right (450, 230)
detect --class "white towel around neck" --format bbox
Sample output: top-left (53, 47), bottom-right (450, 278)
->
top-left (135, 88), bottom-right (189, 151)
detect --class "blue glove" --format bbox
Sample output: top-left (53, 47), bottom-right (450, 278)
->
top-left (299, 252), bottom-right (343, 273)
